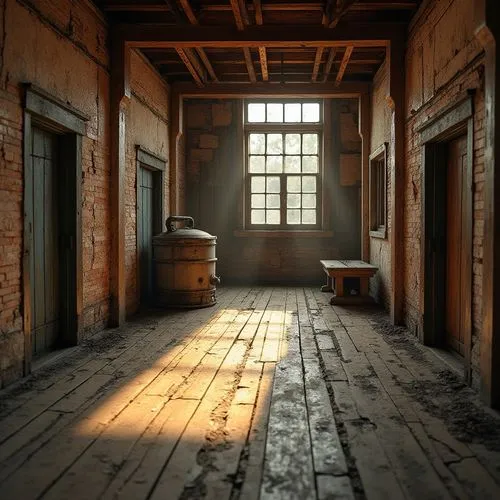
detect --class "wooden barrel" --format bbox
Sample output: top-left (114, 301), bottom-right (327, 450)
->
top-left (153, 216), bottom-right (220, 308)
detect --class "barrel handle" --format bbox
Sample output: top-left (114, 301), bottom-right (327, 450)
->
top-left (166, 216), bottom-right (195, 233)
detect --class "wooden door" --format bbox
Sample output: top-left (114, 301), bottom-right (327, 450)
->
top-left (139, 167), bottom-right (154, 301)
top-left (446, 136), bottom-right (467, 355)
top-left (30, 127), bottom-right (60, 355)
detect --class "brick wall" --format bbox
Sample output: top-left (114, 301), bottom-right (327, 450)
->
top-left (125, 51), bottom-right (169, 316)
top-left (369, 61), bottom-right (392, 309)
top-left (0, 0), bottom-right (169, 387)
top-left (403, 0), bottom-right (484, 382)
top-left (182, 99), bottom-right (361, 285)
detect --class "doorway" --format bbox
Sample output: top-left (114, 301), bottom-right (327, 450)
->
top-left (420, 96), bottom-right (473, 380)
top-left (29, 127), bottom-right (60, 355)
top-left (136, 147), bottom-right (166, 306)
top-left (23, 84), bottom-right (86, 372)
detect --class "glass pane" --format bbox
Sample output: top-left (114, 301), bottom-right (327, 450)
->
top-left (248, 103), bottom-right (265, 122)
top-left (284, 156), bottom-right (300, 173)
top-left (266, 194), bottom-right (280, 208)
top-left (251, 210), bottom-right (265, 224)
top-left (249, 134), bottom-right (265, 154)
top-left (251, 176), bottom-right (265, 193)
top-left (249, 156), bottom-right (265, 173)
top-left (302, 134), bottom-right (318, 154)
top-left (267, 210), bottom-right (280, 224)
top-left (303, 103), bottom-right (320, 122)
top-left (287, 176), bottom-right (301, 193)
top-left (267, 103), bottom-right (283, 122)
top-left (302, 209), bottom-right (316, 224)
top-left (302, 193), bottom-right (316, 208)
top-left (287, 193), bottom-right (301, 208)
top-left (302, 176), bottom-right (316, 193)
top-left (302, 155), bottom-right (318, 173)
top-left (285, 103), bottom-right (301, 122)
top-left (287, 209), bottom-right (301, 224)
top-left (251, 194), bottom-right (265, 208)
top-left (267, 176), bottom-right (280, 193)
top-left (266, 156), bottom-right (283, 173)
top-left (285, 134), bottom-right (301, 154)
top-left (267, 134), bottom-right (283, 154)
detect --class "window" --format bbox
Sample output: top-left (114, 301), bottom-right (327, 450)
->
top-left (245, 100), bottom-right (322, 229)
top-left (369, 143), bottom-right (388, 238)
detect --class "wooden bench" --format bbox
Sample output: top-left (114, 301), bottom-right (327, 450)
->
top-left (320, 260), bottom-right (378, 305)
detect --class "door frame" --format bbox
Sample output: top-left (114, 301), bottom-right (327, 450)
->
top-left (418, 93), bottom-right (474, 382)
top-left (135, 146), bottom-right (167, 307)
top-left (23, 84), bottom-right (88, 374)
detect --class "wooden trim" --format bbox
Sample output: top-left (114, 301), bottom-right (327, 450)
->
top-left (359, 92), bottom-right (371, 260)
top-left (136, 146), bottom-right (167, 171)
top-left (234, 230), bottom-right (333, 238)
top-left (22, 112), bottom-right (33, 376)
top-left (24, 84), bottom-right (89, 135)
top-left (369, 142), bottom-right (388, 235)
top-left (419, 96), bottom-right (473, 383)
top-left (474, 0), bottom-right (500, 407)
top-left (417, 94), bottom-right (474, 144)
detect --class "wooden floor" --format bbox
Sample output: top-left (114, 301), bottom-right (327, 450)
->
top-left (1, 287), bottom-right (500, 500)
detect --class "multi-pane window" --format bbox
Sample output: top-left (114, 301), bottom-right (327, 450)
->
top-left (245, 101), bottom-right (322, 229)
top-left (369, 143), bottom-right (388, 238)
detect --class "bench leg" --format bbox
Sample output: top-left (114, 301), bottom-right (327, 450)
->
top-left (321, 275), bottom-right (333, 293)
top-left (360, 277), bottom-right (370, 297)
top-left (335, 277), bottom-right (344, 297)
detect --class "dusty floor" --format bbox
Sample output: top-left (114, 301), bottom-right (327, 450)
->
top-left (1, 287), bottom-right (500, 500)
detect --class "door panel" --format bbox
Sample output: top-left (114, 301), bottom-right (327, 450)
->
top-left (446, 136), bottom-right (467, 355)
top-left (139, 167), bottom-right (154, 301)
top-left (30, 127), bottom-right (60, 355)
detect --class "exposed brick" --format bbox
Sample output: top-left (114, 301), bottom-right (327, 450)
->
top-left (199, 134), bottom-right (219, 149)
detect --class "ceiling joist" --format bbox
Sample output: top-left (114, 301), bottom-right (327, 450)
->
top-left (322, 48), bottom-right (337, 82)
top-left (243, 48), bottom-right (257, 83)
top-left (116, 24), bottom-right (394, 48)
top-left (312, 47), bottom-right (324, 82)
top-left (335, 46), bottom-right (354, 86)
top-left (176, 48), bottom-right (204, 87)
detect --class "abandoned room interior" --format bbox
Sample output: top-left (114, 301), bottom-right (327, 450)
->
top-left (2, 0), bottom-right (500, 498)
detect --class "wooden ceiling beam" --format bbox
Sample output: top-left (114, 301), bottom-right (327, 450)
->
top-left (243, 48), bottom-right (257, 83)
top-left (116, 24), bottom-right (394, 48)
top-left (322, 48), bottom-right (337, 82)
top-left (103, 2), bottom-right (417, 13)
top-left (253, 0), bottom-right (263, 24)
top-left (312, 47), bottom-right (324, 82)
top-left (176, 48), bottom-right (204, 87)
top-left (171, 80), bottom-right (370, 97)
top-left (329, 0), bottom-right (358, 29)
top-left (177, 0), bottom-right (218, 82)
top-left (258, 47), bottom-right (269, 81)
top-left (335, 46), bottom-right (353, 86)
top-left (230, 0), bottom-right (246, 30)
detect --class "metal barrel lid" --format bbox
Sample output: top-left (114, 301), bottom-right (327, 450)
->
top-left (153, 216), bottom-right (216, 242)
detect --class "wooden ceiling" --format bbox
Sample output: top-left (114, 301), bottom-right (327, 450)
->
top-left (96, 1), bottom-right (422, 86)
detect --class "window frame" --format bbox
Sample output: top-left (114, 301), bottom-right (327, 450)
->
top-left (244, 99), bottom-right (324, 230)
top-left (369, 143), bottom-right (388, 239)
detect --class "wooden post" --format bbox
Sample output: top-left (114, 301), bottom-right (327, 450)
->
top-left (474, 0), bottom-right (500, 407)
top-left (109, 36), bottom-right (130, 327)
top-left (359, 91), bottom-right (371, 262)
top-left (169, 89), bottom-right (183, 215)
top-left (387, 38), bottom-right (405, 325)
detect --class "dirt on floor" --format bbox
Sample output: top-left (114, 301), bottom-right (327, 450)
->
top-left (372, 317), bottom-right (500, 453)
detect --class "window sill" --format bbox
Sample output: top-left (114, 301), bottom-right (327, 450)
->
top-left (234, 230), bottom-right (333, 238)
top-left (370, 229), bottom-right (387, 240)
